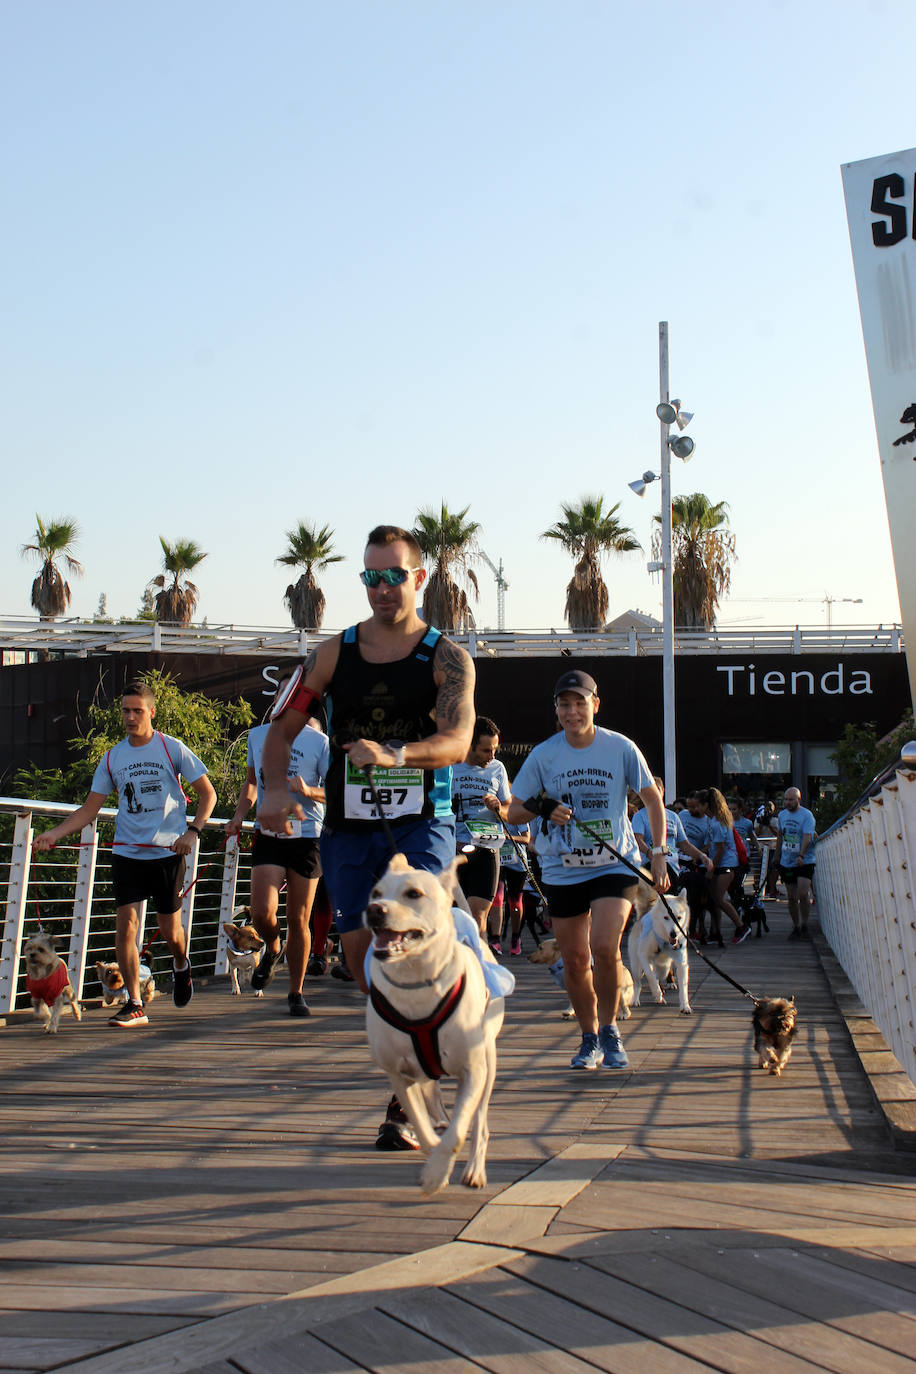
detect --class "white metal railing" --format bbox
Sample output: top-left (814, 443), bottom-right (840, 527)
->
top-left (815, 744), bottom-right (916, 1088)
top-left (0, 798), bottom-right (256, 1014)
top-left (0, 614), bottom-right (905, 660)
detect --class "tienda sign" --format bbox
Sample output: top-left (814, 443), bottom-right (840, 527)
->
top-left (717, 663), bottom-right (873, 697)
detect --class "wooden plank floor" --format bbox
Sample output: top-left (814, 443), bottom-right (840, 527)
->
top-left (0, 902), bottom-right (913, 1373)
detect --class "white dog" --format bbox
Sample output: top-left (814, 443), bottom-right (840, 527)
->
top-left (627, 889), bottom-right (691, 1015)
top-left (364, 854), bottom-right (505, 1196)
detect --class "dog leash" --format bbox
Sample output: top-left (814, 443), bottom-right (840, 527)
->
top-left (498, 818), bottom-right (552, 912)
top-left (361, 766), bottom-right (402, 859)
top-left (564, 809), bottom-right (763, 1005)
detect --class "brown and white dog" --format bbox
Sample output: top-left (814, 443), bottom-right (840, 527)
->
top-left (95, 961), bottom-right (157, 1006)
top-left (753, 997), bottom-right (797, 1076)
top-left (23, 932), bottom-right (82, 1034)
top-left (222, 912), bottom-right (266, 995)
top-left (529, 936), bottom-right (635, 1019)
top-left (364, 854), bottom-right (505, 1195)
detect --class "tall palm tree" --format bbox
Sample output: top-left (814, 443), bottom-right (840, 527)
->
top-left (276, 522), bottom-right (344, 629)
top-left (148, 537), bottom-right (207, 625)
top-left (21, 515), bottom-right (83, 620)
top-left (652, 492), bottom-right (737, 628)
top-left (541, 496), bottom-right (641, 631)
top-left (413, 502), bottom-right (481, 633)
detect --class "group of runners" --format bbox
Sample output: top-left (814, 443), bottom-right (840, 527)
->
top-left (32, 520), bottom-right (818, 1148)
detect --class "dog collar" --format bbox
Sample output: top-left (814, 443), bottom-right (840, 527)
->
top-left (369, 975), bottom-right (467, 1080)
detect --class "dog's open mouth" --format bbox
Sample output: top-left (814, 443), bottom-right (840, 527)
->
top-left (371, 927), bottom-right (424, 959)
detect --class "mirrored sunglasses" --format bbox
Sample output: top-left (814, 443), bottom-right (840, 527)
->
top-left (359, 566), bottom-right (411, 588)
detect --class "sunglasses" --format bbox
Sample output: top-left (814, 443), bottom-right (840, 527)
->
top-left (359, 566), bottom-right (413, 588)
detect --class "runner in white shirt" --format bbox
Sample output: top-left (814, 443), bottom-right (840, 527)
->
top-left (450, 717), bottom-right (511, 945)
top-left (33, 680), bottom-right (216, 1028)
top-left (227, 675), bottom-right (330, 1016)
top-left (508, 669), bottom-right (668, 1072)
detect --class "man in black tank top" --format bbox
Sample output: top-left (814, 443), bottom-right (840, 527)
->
top-left (262, 525), bottom-right (476, 1148)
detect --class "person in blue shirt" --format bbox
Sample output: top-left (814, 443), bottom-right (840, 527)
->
top-left (632, 777), bottom-right (713, 891)
top-left (775, 787), bottom-right (817, 940)
top-left (508, 669), bottom-right (668, 1073)
top-left (702, 787), bottom-right (752, 946)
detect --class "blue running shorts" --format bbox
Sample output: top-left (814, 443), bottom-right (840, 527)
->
top-left (320, 815), bottom-right (456, 933)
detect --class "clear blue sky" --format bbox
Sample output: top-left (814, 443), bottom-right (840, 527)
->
top-left (2, 0), bottom-right (910, 631)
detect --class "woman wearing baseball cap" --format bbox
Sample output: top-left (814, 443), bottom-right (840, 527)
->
top-left (508, 669), bottom-right (668, 1072)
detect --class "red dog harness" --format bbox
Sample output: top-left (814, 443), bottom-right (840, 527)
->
top-left (369, 975), bottom-right (467, 1080)
top-left (26, 963), bottom-right (70, 1006)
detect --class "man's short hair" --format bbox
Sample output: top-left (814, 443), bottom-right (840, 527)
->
top-left (122, 680), bottom-right (155, 706)
top-left (365, 525), bottom-right (423, 566)
top-left (473, 716), bottom-right (499, 746)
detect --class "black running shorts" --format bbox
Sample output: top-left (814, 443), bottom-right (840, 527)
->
top-left (252, 831), bottom-right (322, 880)
top-left (111, 854), bottom-right (185, 915)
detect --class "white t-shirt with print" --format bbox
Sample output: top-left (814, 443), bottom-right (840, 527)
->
top-left (451, 759), bottom-right (511, 850)
top-left (91, 733), bottom-right (207, 860)
top-left (512, 727), bottom-right (653, 885)
top-left (247, 723), bottom-right (330, 840)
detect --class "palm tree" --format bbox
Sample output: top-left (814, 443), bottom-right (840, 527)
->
top-left (413, 502), bottom-right (481, 633)
top-left (276, 522), bottom-right (344, 629)
top-left (21, 516), bottom-right (83, 620)
top-left (652, 492), bottom-right (737, 628)
top-left (541, 496), bottom-right (641, 631)
top-left (148, 537), bottom-right (207, 625)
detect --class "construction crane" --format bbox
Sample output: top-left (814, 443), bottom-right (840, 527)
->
top-left (479, 551), bottom-right (509, 632)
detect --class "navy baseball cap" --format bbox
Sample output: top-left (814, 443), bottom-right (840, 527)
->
top-left (553, 669), bottom-right (598, 698)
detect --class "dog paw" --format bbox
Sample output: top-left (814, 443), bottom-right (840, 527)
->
top-left (461, 1162), bottom-right (487, 1189)
top-left (254, 990), bottom-right (264, 999)
top-left (420, 1146), bottom-right (457, 1196)
top-left (679, 1006), bottom-right (692, 1015)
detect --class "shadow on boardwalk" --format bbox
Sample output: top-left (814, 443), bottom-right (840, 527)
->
top-left (1, 902), bottom-right (913, 1373)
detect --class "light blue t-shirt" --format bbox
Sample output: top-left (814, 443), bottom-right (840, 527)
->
top-left (681, 811), bottom-right (710, 851)
top-left (512, 727), bottom-right (653, 885)
top-left (708, 817), bottom-right (738, 868)
top-left (91, 732), bottom-right (207, 860)
top-left (777, 806), bottom-right (817, 867)
top-left (451, 759), bottom-right (511, 850)
top-left (632, 806), bottom-right (687, 873)
top-left (247, 723), bottom-right (330, 839)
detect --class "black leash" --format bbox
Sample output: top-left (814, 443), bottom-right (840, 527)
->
top-left (498, 818), bottom-right (552, 912)
top-left (569, 812), bottom-right (761, 1005)
top-left (361, 766), bottom-right (401, 859)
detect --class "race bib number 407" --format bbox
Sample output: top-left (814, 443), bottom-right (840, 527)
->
top-left (343, 759), bottom-right (424, 820)
top-left (561, 819), bottom-right (614, 868)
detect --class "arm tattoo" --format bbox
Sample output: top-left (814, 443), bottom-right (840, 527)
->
top-left (435, 636), bottom-right (475, 734)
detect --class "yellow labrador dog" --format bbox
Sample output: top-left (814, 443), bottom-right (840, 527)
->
top-left (365, 854), bottom-right (504, 1196)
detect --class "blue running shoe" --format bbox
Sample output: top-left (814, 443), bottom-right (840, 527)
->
top-left (570, 1032), bottom-right (601, 1069)
top-left (599, 1024), bottom-right (629, 1069)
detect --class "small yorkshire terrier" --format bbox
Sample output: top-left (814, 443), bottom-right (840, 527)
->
top-left (95, 960), bottom-right (157, 1007)
top-left (23, 932), bottom-right (82, 1034)
top-left (223, 909), bottom-right (266, 995)
top-left (753, 996), bottom-right (797, 1076)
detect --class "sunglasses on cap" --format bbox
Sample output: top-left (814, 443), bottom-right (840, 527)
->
top-left (359, 566), bottom-right (413, 588)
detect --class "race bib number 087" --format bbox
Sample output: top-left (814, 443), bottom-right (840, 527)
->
top-left (343, 758), bottom-right (424, 820)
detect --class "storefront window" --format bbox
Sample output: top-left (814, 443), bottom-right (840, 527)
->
top-left (721, 742), bottom-right (791, 806)
top-left (807, 743), bottom-right (839, 807)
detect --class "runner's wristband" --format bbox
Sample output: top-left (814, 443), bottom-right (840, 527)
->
top-left (651, 845), bottom-right (666, 856)
top-left (186, 824), bottom-right (201, 836)
top-left (524, 794), bottom-right (563, 821)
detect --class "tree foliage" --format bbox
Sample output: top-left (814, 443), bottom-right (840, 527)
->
top-left (652, 493), bottom-right (736, 629)
top-left (541, 496), bottom-right (641, 631)
top-left (148, 537), bottom-right (207, 625)
top-left (413, 502), bottom-right (481, 633)
top-left (21, 515), bottom-right (83, 620)
top-left (815, 710), bottom-right (916, 829)
top-left (13, 668), bottom-right (254, 811)
top-left (276, 522), bottom-right (344, 629)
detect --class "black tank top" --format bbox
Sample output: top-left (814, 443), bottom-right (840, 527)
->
top-left (324, 624), bottom-right (452, 830)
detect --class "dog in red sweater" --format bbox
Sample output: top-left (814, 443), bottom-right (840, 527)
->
top-left (24, 932), bottom-right (82, 1034)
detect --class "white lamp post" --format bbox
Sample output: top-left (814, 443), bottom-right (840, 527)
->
top-left (629, 322), bottom-right (696, 802)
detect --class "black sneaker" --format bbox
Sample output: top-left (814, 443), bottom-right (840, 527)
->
top-left (250, 946), bottom-right (280, 991)
top-left (306, 954), bottom-right (327, 977)
top-left (288, 992), bottom-right (311, 1017)
top-left (108, 1000), bottom-right (149, 1028)
top-left (375, 1095), bottom-right (419, 1151)
top-left (172, 962), bottom-right (193, 1008)
top-left (330, 959), bottom-right (354, 982)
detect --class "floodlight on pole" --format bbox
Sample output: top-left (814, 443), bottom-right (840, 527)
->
top-left (669, 435), bottom-right (695, 461)
top-left (628, 470), bottom-right (659, 498)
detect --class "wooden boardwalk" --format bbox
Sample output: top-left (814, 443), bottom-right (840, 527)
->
top-left (1, 903), bottom-right (914, 1373)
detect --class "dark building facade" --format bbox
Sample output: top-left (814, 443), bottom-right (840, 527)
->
top-left (1, 648), bottom-right (910, 809)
